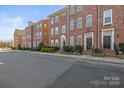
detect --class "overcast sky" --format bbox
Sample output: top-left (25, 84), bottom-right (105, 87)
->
top-left (0, 5), bottom-right (65, 41)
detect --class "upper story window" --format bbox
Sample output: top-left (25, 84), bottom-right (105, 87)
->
top-left (86, 15), bottom-right (92, 27)
top-left (62, 25), bottom-right (66, 33)
top-left (77, 5), bottom-right (83, 13)
top-left (103, 9), bottom-right (112, 25)
top-left (77, 17), bottom-right (82, 29)
top-left (50, 17), bottom-right (54, 24)
top-left (70, 20), bottom-right (74, 30)
top-left (70, 5), bottom-right (74, 15)
top-left (39, 24), bottom-right (42, 28)
top-left (55, 15), bottom-right (59, 23)
top-left (62, 12), bottom-right (66, 17)
top-left (43, 24), bottom-right (47, 28)
top-left (51, 28), bottom-right (54, 35)
top-left (55, 27), bottom-right (59, 34)
top-left (37, 24), bottom-right (39, 29)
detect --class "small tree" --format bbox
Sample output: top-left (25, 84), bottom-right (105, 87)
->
top-left (38, 42), bottom-right (45, 51)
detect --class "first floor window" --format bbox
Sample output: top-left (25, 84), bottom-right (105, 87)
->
top-left (55, 39), bottom-right (59, 46)
top-left (51, 40), bottom-right (54, 46)
top-left (70, 36), bottom-right (74, 46)
top-left (55, 27), bottom-right (58, 34)
top-left (77, 35), bottom-right (82, 45)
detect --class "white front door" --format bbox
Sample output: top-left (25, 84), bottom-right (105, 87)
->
top-left (61, 35), bottom-right (66, 49)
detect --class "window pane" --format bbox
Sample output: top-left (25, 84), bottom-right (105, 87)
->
top-left (77, 17), bottom-right (82, 29)
top-left (77, 5), bottom-right (83, 12)
top-left (103, 36), bottom-right (111, 49)
top-left (70, 6), bottom-right (74, 15)
top-left (105, 17), bottom-right (111, 24)
top-left (70, 20), bottom-right (74, 30)
top-left (86, 15), bottom-right (92, 27)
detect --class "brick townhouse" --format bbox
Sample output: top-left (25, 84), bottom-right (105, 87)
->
top-left (33, 19), bottom-right (49, 48)
top-left (48, 5), bottom-right (124, 56)
top-left (14, 5), bottom-right (124, 56)
top-left (98, 5), bottom-right (124, 56)
top-left (48, 7), bottom-right (68, 49)
top-left (14, 19), bottom-right (49, 49)
top-left (14, 29), bottom-right (24, 48)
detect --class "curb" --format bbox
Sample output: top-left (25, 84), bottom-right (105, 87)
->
top-left (15, 50), bottom-right (124, 65)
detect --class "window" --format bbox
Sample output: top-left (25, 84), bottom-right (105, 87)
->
top-left (102, 30), bottom-right (114, 50)
top-left (55, 27), bottom-right (59, 34)
top-left (44, 24), bottom-right (47, 28)
top-left (39, 24), bottom-right (42, 28)
top-left (51, 28), bottom-right (54, 35)
top-left (51, 17), bottom-right (54, 24)
top-left (70, 5), bottom-right (74, 15)
top-left (77, 35), bottom-right (82, 45)
top-left (51, 40), bottom-right (54, 46)
top-left (70, 20), bottom-right (74, 30)
top-left (62, 12), bottom-right (66, 17)
top-left (55, 39), bottom-right (59, 46)
top-left (70, 36), bottom-right (74, 46)
top-left (55, 15), bottom-right (59, 23)
top-left (77, 5), bottom-right (83, 12)
top-left (62, 25), bottom-right (66, 33)
top-left (77, 17), bottom-right (82, 29)
top-left (37, 24), bottom-right (39, 29)
top-left (86, 15), bottom-right (92, 27)
top-left (103, 9), bottom-right (112, 25)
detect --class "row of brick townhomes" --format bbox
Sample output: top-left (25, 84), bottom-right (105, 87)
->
top-left (14, 5), bottom-right (124, 56)
top-left (14, 19), bottom-right (49, 49)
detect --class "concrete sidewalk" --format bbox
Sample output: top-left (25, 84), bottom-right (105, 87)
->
top-left (16, 50), bottom-right (124, 64)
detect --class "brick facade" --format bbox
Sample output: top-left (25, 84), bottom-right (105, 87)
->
top-left (14, 5), bottom-right (124, 56)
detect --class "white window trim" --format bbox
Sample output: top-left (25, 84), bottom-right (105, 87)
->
top-left (86, 15), bottom-right (92, 27)
top-left (103, 9), bottom-right (113, 26)
top-left (84, 32), bottom-right (94, 50)
top-left (77, 35), bottom-right (82, 45)
top-left (101, 28), bottom-right (114, 50)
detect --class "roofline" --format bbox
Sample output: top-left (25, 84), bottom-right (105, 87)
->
top-left (47, 6), bottom-right (67, 17)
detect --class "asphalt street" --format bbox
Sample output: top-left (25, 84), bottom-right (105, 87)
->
top-left (0, 51), bottom-right (124, 88)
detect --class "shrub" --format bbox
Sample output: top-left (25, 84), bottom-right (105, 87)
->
top-left (38, 42), bottom-right (45, 51)
top-left (94, 48), bottom-right (101, 54)
top-left (93, 48), bottom-right (102, 57)
top-left (40, 48), bottom-right (55, 52)
top-left (44, 46), bottom-right (60, 51)
top-left (119, 42), bottom-right (124, 54)
top-left (63, 46), bottom-right (74, 52)
top-left (74, 45), bottom-right (83, 54)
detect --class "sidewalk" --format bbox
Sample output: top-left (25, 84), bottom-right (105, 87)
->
top-left (17, 50), bottom-right (124, 64)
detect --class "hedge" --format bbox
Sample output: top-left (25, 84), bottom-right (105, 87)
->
top-left (40, 48), bottom-right (55, 52)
